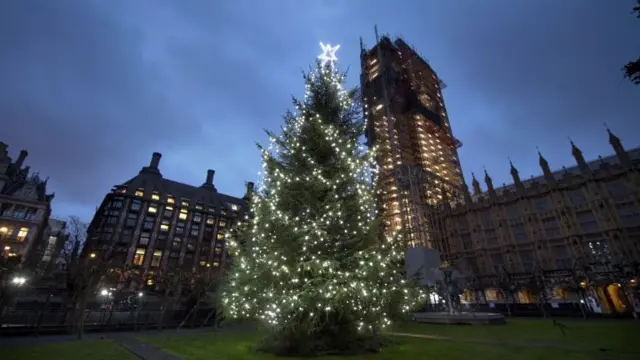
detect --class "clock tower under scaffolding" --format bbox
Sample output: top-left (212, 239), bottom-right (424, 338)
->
top-left (360, 28), bottom-right (465, 255)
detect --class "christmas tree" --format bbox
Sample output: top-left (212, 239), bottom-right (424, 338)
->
top-left (222, 43), bottom-right (424, 356)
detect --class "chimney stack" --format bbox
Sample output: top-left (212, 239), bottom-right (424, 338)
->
top-left (206, 169), bottom-right (215, 185)
top-left (243, 181), bottom-right (255, 201)
top-left (150, 152), bottom-right (162, 169)
top-left (15, 150), bottom-right (28, 169)
top-left (201, 169), bottom-right (217, 190)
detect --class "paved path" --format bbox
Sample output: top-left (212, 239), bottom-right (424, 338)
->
top-left (110, 333), bottom-right (182, 360)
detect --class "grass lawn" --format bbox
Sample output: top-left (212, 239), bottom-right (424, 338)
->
top-left (395, 318), bottom-right (639, 354)
top-left (141, 329), bottom-right (621, 360)
top-left (1, 339), bottom-right (138, 360)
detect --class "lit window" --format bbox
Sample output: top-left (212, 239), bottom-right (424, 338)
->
top-left (17, 227), bottom-right (29, 242)
top-left (160, 221), bottom-right (169, 232)
top-left (148, 206), bottom-right (157, 214)
top-left (151, 192), bottom-right (160, 201)
top-left (181, 201), bottom-right (189, 207)
top-left (214, 247), bottom-right (222, 254)
top-left (151, 250), bottom-right (163, 267)
top-left (219, 221), bottom-right (226, 228)
top-left (167, 197), bottom-right (175, 205)
top-left (199, 260), bottom-right (207, 266)
top-left (135, 189), bottom-right (144, 197)
top-left (179, 209), bottom-right (188, 220)
top-left (216, 232), bottom-right (225, 240)
top-left (133, 248), bottom-right (146, 266)
top-left (213, 262), bottom-right (219, 267)
top-left (195, 204), bottom-right (203, 210)
top-left (206, 217), bottom-right (215, 225)
top-left (0, 226), bottom-right (9, 235)
top-left (231, 204), bottom-right (239, 211)
top-left (146, 278), bottom-right (154, 286)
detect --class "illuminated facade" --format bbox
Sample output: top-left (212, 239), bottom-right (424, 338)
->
top-left (360, 32), bottom-right (464, 251)
top-left (442, 131), bottom-right (639, 315)
top-left (0, 142), bottom-right (55, 264)
top-left (83, 152), bottom-right (252, 285)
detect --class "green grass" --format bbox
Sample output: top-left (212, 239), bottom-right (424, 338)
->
top-left (394, 318), bottom-right (639, 353)
top-left (141, 329), bottom-right (619, 360)
top-left (1, 339), bottom-right (138, 360)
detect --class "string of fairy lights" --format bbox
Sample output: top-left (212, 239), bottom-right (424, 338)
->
top-left (222, 43), bottom-right (425, 332)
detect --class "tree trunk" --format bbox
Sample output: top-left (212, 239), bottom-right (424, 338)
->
top-left (578, 289), bottom-right (589, 320)
top-left (200, 308), bottom-right (216, 328)
top-left (34, 294), bottom-right (53, 337)
top-left (133, 301), bottom-right (145, 331)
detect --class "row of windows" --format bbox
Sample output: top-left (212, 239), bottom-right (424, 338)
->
top-left (472, 241), bottom-right (611, 275)
top-left (455, 193), bottom-right (638, 232)
top-left (117, 189), bottom-right (241, 213)
top-left (131, 247), bottom-right (222, 268)
top-left (458, 206), bottom-right (640, 251)
top-left (0, 225), bottom-right (30, 241)
top-left (0, 204), bottom-right (39, 221)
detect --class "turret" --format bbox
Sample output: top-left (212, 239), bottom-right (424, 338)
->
top-left (471, 173), bottom-right (481, 195)
top-left (509, 158), bottom-right (524, 193)
top-left (537, 147), bottom-right (556, 186)
top-left (484, 168), bottom-right (497, 200)
top-left (570, 139), bottom-right (590, 174)
top-left (606, 126), bottom-right (631, 167)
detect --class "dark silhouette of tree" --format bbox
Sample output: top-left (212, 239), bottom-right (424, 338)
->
top-left (623, 0), bottom-right (640, 84)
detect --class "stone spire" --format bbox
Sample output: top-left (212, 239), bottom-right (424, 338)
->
top-left (606, 125), bottom-right (631, 167)
top-left (471, 173), bottom-right (482, 195)
top-left (537, 147), bottom-right (556, 186)
top-left (570, 138), bottom-right (590, 174)
top-left (509, 158), bottom-right (525, 193)
top-left (484, 167), bottom-right (497, 200)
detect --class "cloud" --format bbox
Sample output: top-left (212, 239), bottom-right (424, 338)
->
top-left (1, 0), bottom-right (638, 222)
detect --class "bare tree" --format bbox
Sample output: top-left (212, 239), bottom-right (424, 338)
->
top-left (177, 267), bottom-right (220, 330)
top-left (66, 253), bottom-right (113, 339)
top-left (154, 269), bottom-right (186, 330)
top-left (62, 216), bottom-right (115, 339)
top-left (0, 254), bottom-right (23, 326)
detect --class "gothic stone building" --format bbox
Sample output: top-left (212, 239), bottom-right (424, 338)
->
top-left (83, 152), bottom-right (252, 286)
top-left (440, 130), bottom-right (639, 315)
top-left (0, 142), bottom-right (55, 264)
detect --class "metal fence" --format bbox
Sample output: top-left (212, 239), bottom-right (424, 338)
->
top-left (1, 299), bottom-right (219, 337)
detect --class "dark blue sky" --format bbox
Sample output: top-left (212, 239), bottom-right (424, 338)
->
top-left (1, 0), bottom-right (639, 223)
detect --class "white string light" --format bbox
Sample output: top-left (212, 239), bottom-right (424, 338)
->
top-left (222, 44), bottom-right (424, 334)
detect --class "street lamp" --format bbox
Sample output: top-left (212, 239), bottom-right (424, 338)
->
top-left (138, 292), bottom-right (143, 298)
top-left (11, 276), bottom-right (26, 286)
top-left (100, 289), bottom-right (109, 296)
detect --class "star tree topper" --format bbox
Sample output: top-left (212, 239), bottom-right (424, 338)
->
top-left (318, 42), bottom-right (340, 67)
